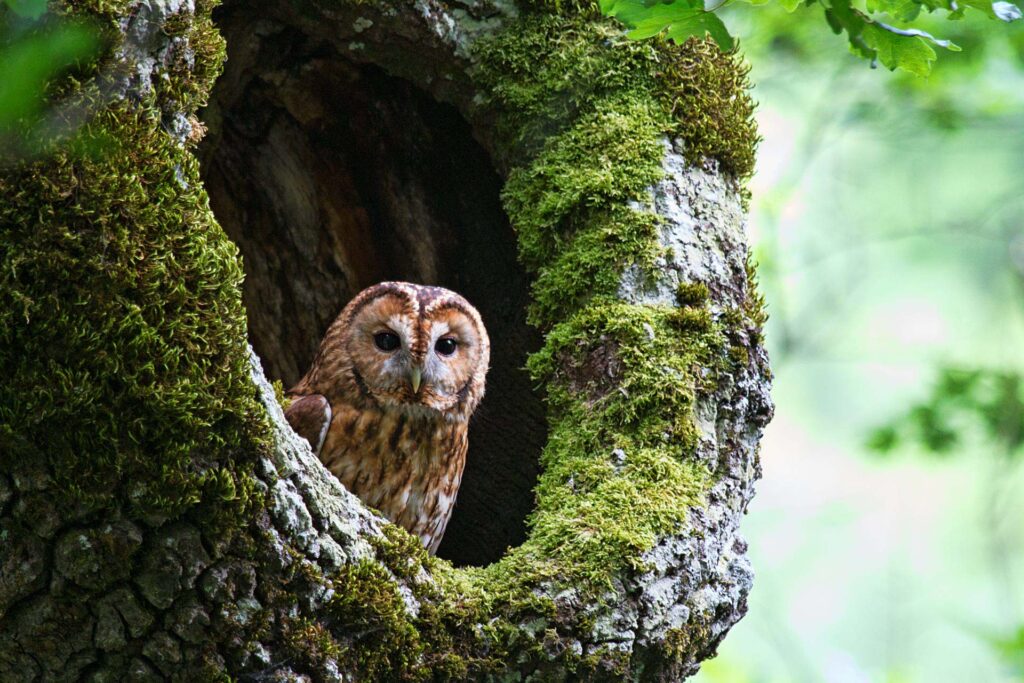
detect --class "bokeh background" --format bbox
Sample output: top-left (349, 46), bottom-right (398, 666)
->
top-left (694, 7), bottom-right (1024, 681)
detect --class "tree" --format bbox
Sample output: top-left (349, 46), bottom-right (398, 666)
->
top-left (0, 0), bottom-right (772, 679)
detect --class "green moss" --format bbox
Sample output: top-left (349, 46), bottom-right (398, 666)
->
top-left (152, 0), bottom-right (226, 126)
top-left (1, 0), bottom-right (265, 548)
top-left (0, 102), bottom-right (267, 526)
top-left (475, 13), bottom-right (758, 179)
top-left (284, 618), bottom-right (345, 663)
top-left (1, 0), bottom-right (765, 676)
top-left (271, 378), bottom-right (292, 412)
top-left (476, 10), bottom-right (757, 331)
top-left (324, 560), bottom-right (424, 678)
top-left (526, 207), bottom-right (662, 325)
top-left (474, 16), bottom-right (667, 159)
top-left (271, 526), bottom-right (514, 680)
top-left (662, 625), bottom-right (693, 663)
top-left (676, 281), bottom-right (710, 307)
top-left (658, 36), bottom-right (759, 180)
top-left (502, 98), bottom-right (669, 269)
top-left (382, 11), bottom-right (761, 666)
top-left (744, 253), bottom-right (769, 342)
top-left (517, 300), bottom-right (724, 586)
top-left (498, 92), bottom-right (670, 322)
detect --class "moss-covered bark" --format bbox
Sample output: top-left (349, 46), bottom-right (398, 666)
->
top-left (0, 0), bottom-right (771, 680)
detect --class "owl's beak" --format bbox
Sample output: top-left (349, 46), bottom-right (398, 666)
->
top-left (410, 366), bottom-right (423, 394)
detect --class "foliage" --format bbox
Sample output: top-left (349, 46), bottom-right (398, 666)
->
top-left (991, 625), bottom-right (1024, 677)
top-left (0, 0), bottom-right (101, 161)
top-left (600, 0), bottom-right (735, 48)
top-left (868, 367), bottom-right (1024, 674)
top-left (867, 362), bottom-right (1024, 670)
top-left (869, 367), bottom-right (1024, 457)
top-left (599, 0), bottom-right (1022, 75)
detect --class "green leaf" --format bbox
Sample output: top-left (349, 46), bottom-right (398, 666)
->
top-left (873, 369), bottom-right (1024, 461)
top-left (601, 0), bottom-right (703, 26)
top-left (866, 425), bottom-right (900, 453)
top-left (599, 0), bottom-right (1014, 74)
top-left (661, 9), bottom-right (735, 47)
top-left (777, 0), bottom-right (805, 11)
top-left (0, 24), bottom-right (98, 125)
top-left (823, 0), bottom-right (868, 37)
top-left (862, 23), bottom-right (939, 75)
top-left (949, 0), bottom-right (1022, 18)
top-left (866, 0), bottom-right (922, 22)
top-left (602, 0), bottom-right (736, 49)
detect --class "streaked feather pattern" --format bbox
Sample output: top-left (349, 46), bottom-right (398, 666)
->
top-left (285, 282), bottom-right (488, 553)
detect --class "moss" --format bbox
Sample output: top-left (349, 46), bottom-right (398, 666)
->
top-left (0, 0), bottom-right (266, 545)
top-left (269, 526), bottom-right (513, 680)
top-left (477, 10), bottom-right (757, 332)
top-left (311, 10), bottom-right (763, 670)
top-left (676, 281), bottom-right (710, 307)
top-left (271, 379), bottom-right (292, 411)
top-left (1, 0), bottom-right (765, 676)
top-left (661, 625), bottom-right (694, 664)
top-left (474, 13), bottom-right (758, 179)
top-left (502, 98), bottom-right (669, 269)
top-left (151, 0), bottom-right (226, 128)
top-left (0, 101), bottom-right (267, 525)
top-left (526, 207), bottom-right (662, 325)
top-left (658, 36), bottom-right (759, 180)
top-left (743, 253), bottom-right (769, 342)
top-left (498, 93), bottom-right (670, 322)
top-left (323, 560), bottom-right (425, 678)
top-left (474, 16), bottom-right (666, 159)
top-left (515, 300), bottom-right (724, 586)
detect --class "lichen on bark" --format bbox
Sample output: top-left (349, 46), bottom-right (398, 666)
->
top-left (0, 0), bottom-right (771, 680)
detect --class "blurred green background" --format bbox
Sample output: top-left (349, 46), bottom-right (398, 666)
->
top-left (695, 4), bottom-right (1024, 681)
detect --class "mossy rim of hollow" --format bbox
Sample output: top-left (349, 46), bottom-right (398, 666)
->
top-left (341, 7), bottom-right (761, 676)
top-left (0, 0), bottom-right (763, 678)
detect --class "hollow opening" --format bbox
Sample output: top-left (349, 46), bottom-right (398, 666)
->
top-left (198, 14), bottom-right (544, 566)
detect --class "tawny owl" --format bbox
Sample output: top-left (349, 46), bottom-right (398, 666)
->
top-left (284, 281), bottom-right (489, 554)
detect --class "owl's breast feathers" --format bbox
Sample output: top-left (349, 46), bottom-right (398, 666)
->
top-left (284, 393), bottom-right (468, 554)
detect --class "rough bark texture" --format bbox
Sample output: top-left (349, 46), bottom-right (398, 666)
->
top-left (0, 0), bottom-right (771, 681)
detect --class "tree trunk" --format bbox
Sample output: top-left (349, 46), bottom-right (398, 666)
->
top-left (0, 0), bottom-right (771, 680)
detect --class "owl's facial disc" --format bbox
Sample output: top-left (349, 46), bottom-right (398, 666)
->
top-left (337, 282), bottom-right (489, 418)
top-left (349, 309), bottom-right (451, 413)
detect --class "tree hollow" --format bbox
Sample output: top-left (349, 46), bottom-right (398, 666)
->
top-left (198, 18), bottom-right (544, 565)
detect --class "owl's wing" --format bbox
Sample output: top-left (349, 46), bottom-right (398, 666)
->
top-left (284, 393), bottom-right (331, 456)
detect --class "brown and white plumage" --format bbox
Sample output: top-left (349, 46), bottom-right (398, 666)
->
top-left (285, 282), bottom-right (489, 553)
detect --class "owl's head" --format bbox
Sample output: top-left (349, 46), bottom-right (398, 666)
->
top-left (316, 282), bottom-right (489, 418)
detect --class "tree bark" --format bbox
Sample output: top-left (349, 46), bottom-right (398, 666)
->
top-left (0, 1), bottom-right (771, 681)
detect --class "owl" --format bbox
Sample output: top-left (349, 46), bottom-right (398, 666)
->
top-left (284, 281), bottom-right (490, 554)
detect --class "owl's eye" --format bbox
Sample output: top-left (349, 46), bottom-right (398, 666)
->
top-left (434, 337), bottom-right (457, 356)
top-left (374, 331), bottom-right (401, 352)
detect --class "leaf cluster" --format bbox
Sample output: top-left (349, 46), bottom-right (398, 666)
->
top-left (600, 0), bottom-right (1022, 75)
top-left (0, 1), bottom-right (102, 161)
top-left (869, 367), bottom-right (1024, 457)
